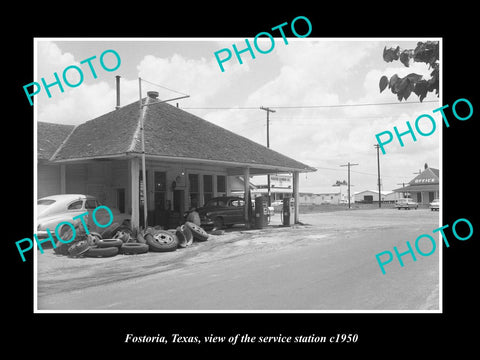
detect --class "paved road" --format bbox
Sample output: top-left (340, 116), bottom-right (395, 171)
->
top-left (37, 209), bottom-right (440, 311)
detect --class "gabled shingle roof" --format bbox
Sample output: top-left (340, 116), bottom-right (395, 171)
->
top-left (51, 100), bottom-right (141, 160)
top-left (37, 122), bottom-right (75, 160)
top-left (48, 97), bottom-right (315, 172)
top-left (393, 167), bottom-right (440, 192)
top-left (409, 167), bottom-right (439, 185)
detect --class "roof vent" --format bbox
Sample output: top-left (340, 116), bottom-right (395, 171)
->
top-left (147, 91), bottom-right (159, 99)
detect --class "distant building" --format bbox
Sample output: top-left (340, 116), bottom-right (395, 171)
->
top-left (393, 164), bottom-right (439, 205)
top-left (354, 190), bottom-right (403, 204)
top-left (230, 174), bottom-right (293, 202)
top-left (315, 185), bottom-right (353, 205)
top-left (233, 176), bottom-right (355, 206)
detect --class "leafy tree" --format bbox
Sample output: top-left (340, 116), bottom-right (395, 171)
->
top-left (379, 41), bottom-right (439, 102)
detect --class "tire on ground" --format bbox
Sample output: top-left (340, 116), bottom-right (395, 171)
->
top-left (120, 243), bottom-right (149, 255)
top-left (145, 230), bottom-right (178, 252)
top-left (100, 222), bottom-right (120, 239)
top-left (176, 225), bottom-right (193, 248)
top-left (137, 231), bottom-right (147, 244)
top-left (84, 246), bottom-right (119, 258)
top-left (97, 239), bottom-right (123, 248)
top-left (67, 240), bottom-right (91, 258)
top-left (185, 221), bottom-right (209, 242)
top-left (111, 225), bottom-right (134, 243)
top-left (54, 240), bottom-right (74, 255)
top-left (86, 232), bottom-right (103, 246)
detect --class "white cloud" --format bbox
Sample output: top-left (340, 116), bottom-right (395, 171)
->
top-left (137, 53), bottom-right (249, 107)
top-left (35, 39), bottom-right (441, 194)
top-left (36, 41), bottom-right (249, 125)
top-left (37, 41), bottom-right (77, 76)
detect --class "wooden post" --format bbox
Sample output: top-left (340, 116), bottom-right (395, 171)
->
top-left (243, 167), bottom-right (250, 229)
top-left (293, 171), bottom-right (299, 224)
top-left (130, 157), bottom-right (140, 231)
top-left (60, 164), bottom-right (66, 194)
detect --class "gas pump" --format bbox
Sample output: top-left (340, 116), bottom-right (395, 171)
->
top-left (254, 196), bottom-right (268, 229)
top-left (282, 197), bottom-right (295, 226)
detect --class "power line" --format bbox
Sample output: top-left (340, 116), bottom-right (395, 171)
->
top-left (309, 165), bottom-right (399, 179)
top-left (140, 78), bottom-right (189, 97)
top-left (183, 100), bottom-right (439, 110)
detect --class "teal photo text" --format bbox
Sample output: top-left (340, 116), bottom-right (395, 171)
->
top-left (375, 217), bottom-right (474, 274)
top-left (375, 98), bottom-right (473, 155)
top-left (15, 205), bottom-right (113, 262)
top-left (214, 16), bottom-right (312, 72)
top-left (23, 49), bottom-right (121, 106)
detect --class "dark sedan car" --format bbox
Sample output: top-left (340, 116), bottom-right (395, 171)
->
top-left (186, 196), bottom-right (247, 229)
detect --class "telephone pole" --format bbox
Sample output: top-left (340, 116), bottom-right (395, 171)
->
top-left (374, 144), bottom-right (381, 208)
top-left (397, 182), bottom-right (407, 198)
top-left (260, 106), bottom-right (276, 206)
top-left (340, 162), bottom-right (358, 209)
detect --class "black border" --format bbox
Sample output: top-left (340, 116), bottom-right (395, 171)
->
top-left (7, 5), bottom-right (478, 355)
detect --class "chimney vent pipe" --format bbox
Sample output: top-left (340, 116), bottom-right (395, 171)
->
top-left (147, 91), bottom-right (159, 99)
top-left (115, 75), bottom-right (121, 110)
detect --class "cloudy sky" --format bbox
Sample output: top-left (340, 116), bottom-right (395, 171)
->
top-left (35, 38), bottom-right (441, 193)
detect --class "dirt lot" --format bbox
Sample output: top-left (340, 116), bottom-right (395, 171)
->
top-left (36, 208), bottom-right (440, 311)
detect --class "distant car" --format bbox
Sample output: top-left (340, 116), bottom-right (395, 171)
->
top-left (37, 194), bottom-right (130, 240)
top-left (186, 196), bottom-right (247, 229)
top-left (395, 198), bottom-right (419, 210)
top-left (271, 200), bottom-right (284, 207)
top-left (429, 198), bottom-right (440, 211)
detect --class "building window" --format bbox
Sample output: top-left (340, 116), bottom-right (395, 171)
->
top-left (204, 175), bottom-right (213, 203)
top-left (217, 175), bottom-right (226, 194)
top-left (154, 171), bottom-right (166, 210)
top-left (154, 171), bottom-right (166, 192)
top-left (189, 173), bottom-right (199, 209)
top-left (117, 188), bottom-right (125, 213)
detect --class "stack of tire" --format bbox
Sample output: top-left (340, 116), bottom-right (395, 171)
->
top-left (137, 221), bottom-right (209, 252)
top-left (54, 225), bottom-right (148, 258)
top-left (53, 222), bottom-right (209, 258)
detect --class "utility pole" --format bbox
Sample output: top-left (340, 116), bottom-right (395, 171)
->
top-left (260, 106), bottom-right (276, 206)
top-left (138, 77), bottom-right (189, 230)
top-left (374, 144), bottom-right (381, 208)
top-left (340, 162), bottom-right (358, 209)
top-left (397, 182), bottom-right (407, 199)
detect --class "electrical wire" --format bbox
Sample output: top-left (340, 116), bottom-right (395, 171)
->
top-left (310, 165), bottom-right (401, 179)
top-left (182, 99), bottom-right (439, 110)
top-left (140, 78), bottom-right (189, 97)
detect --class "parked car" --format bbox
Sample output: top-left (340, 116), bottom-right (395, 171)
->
top-left (395, 198), bottom-right (419, 210)
top-left (185, 196), bottom-right (247, 229)
top-left (271, 200), bottom-right (284, 207)
top-left (37, 194), bottom-right (130, 240)
top-left (429, 198), bottom-right (440, 211)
